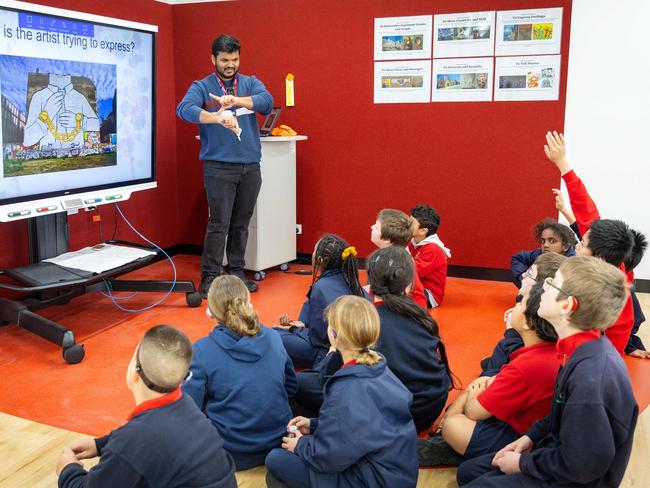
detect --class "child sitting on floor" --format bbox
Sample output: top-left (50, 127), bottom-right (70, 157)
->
top-left (290, 246), bottom-right (455, 430)
top-left (183, 275), bottom-right (297, 470)
top-left (409, 204), bottom-right (451, 308)
top-left (510, 218), bottom-right (577, 288)
top-left (419, 281), bottom-right (559, 467)
top-left (481, 252), bottom-right (566, 377)
top-left (56, 325), bottom-right (237, 487)
top-left (275, 234), bottom-right (366, 368)
top-left (457, 256), bottom-right (637, 487)
top-left (265, 296), bottom-right (418, 488)
top-left (543, 130), bottom-right (646, 357)
top-left (371, 208), bottom-right (427, 308)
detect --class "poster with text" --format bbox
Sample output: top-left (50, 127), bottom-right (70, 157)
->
top-left (374, 60), bottom-right (432, 104)
top-left (494, 55), bottom-right (561, 101)
top-left (433, 11), bottom-right (495, 58)
top-left (432, 57), bottom-right (493, 102)
top-left (374, 15), bottom-right (432, 60)
top-left (496, 8), bottom-right (563, 56)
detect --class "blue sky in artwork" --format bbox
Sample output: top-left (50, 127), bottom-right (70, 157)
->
top-left (0, 55), bottom-right (115, 119)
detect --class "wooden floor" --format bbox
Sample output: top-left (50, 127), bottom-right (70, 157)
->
top-left (1, 293), bottom-right (648, 487)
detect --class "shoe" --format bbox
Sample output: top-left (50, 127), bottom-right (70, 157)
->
top-left (230, 271), bottom-right (259, 292)
top-left (480, 356), bottom-right (491, 371)
top-left (417, 433), bottom-right (464, 467)
top-left (199, 271), bottom-right (224, 298)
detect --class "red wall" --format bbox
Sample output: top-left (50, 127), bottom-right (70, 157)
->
top-left (173, 0), bottom-right (572, 269)
top-left (0, 0), bottom-right (179, 270)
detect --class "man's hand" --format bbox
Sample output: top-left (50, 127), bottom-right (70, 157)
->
top-left (68, 438), bottom-right (98, 460)
top-left (56, 447), bottom-right (82, 476)
top-left (43, 91), bottom-right (64, 119)
top-left (544, 131), bottom-right (571, 175)
top-left (209, 93), bottom-right (238, 110)
top-left (628, 349), bottom-right (650, 359)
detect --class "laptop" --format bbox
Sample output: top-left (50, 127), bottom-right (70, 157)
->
top-left (259, 107), bottom-right (282, 137)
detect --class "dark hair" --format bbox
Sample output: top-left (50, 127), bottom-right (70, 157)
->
top-left (533, 218), bottom-right (577, 253)
top-left (377, 209), bottom-right (413, 247)
top-left (212, 34), bottom-right (240, 55)
top-left (368, 246), bottom-right (456, 389)
top-left (524, 282), bottom-right (557, 342)
top-left (411, 204), bottom-right (440, 236)
top-left (312, 234), bottom-right (365, 297)
top-left (588, 219), bottom-right (634, 267)
top-left (624, 229), bottom-right (647, 272)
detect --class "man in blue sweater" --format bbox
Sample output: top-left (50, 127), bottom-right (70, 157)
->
top-left (458, 257), bottom-right (638, 488)
top-left (56, 325), bottom-right (237, 488)
top-left (177, 34), bottom-right (273, 295)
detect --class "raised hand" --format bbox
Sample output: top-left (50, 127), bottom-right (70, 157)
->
top-left (544, 131), bottom-right (571, 175)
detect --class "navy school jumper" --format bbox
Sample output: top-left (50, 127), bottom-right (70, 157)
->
top-left (458, 337), bottom-right (638, 487)
top-left (58, 394), bottom-right (237, 488)
top-left (183, 324), bottom-right (297, 467)
top-left (293, 359), bottom-right (418, 487)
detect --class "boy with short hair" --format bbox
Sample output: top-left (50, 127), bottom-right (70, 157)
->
top-left (408, 204), bottom-right (451, 308)
top-left (371, 208), bottom-right (427, 308)
top-left (458, 257), bottom-right (638, 487)
top-left (56, 325), bottom-right (237, 488)
top-left (544, 131), bottom-right (647, 357)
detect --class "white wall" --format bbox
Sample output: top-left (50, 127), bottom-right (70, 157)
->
top-left (565, 0), bottom-right (650, 280)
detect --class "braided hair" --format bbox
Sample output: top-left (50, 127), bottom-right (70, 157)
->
top-left (311, 234), bottom-right (365, 297)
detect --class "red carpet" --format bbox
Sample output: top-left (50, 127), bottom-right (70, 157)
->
top-left (0, 254), bottom-right (648, 437)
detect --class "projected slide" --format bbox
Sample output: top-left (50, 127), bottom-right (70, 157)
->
top-left (1, 55), bottom-right (116, 177)
top-left (0, 3), bottom-right (155, 206)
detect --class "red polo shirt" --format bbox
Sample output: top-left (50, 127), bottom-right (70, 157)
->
top-left (556, 329), bottom-right (601, 366)
top-left (477, 341), bottom-right (559, 434)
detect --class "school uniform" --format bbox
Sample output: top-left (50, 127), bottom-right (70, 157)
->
top-left (408, 234), bottom-right (450, 307)
top-left (375, 304), bottom-right (450, 432)
top-left (58, 389), bottom-right (237, 488)
top-left (458, 333), bottom-right (638, 487)
top-left (276, 269), bottom-right (356, 368)
top-left (291, 304), bottom-right (451, 432)
top-left (626, 289), bottom-right (647, 354)
top-left (183, 324), bottom-right (297, 470)
top-left (562, 169), bottom-right (635, 356)
top-left (481, 328), bottom-right (524, 377)
top-left (465, 341), bottom-right (559, 458)
top-left (510, 242), bottom-right (577, 289)
top-left (266, 358), bottom-right (418, 488)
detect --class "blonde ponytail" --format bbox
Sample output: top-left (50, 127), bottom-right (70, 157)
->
top-left (225, 296), bottom-right (260, 337)
top-left (207, 275), bottom-right (260, 337)
top-left (325, 295), bottom-right (382, 366)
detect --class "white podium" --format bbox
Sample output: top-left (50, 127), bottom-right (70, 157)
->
top-left (244, 135), bottom-right (307, 276)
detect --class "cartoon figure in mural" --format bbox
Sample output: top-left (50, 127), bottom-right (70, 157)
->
top-left (23, 73), bottom-right (100, 149)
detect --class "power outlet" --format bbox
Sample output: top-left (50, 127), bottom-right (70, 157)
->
top-left (296, 224), bottom-right (302, 235)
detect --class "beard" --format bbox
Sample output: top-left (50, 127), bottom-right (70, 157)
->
top-left (216, 65), bottom-right (238, 80)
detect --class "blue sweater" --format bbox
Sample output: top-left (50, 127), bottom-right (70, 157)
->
top-left (294, 359), bottom-right (418, 488)
top-left (58, 394), bottom-right (237, 488)
top-left (298, 269), bottom-right (364, 348)
top-left (376, 305), bottom-right (450, 432)
top-left (520, 337), bottom-right (637, 487)
top-left (176, 73), bottom-right (273, 163)
top-left (183, 324), bottom-right (297, 458)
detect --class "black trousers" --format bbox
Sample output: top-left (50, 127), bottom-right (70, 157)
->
top-left (202, 161), bottom-right (262, 277)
